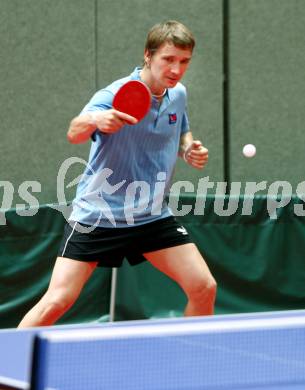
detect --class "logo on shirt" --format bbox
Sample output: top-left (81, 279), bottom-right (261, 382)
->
top-left (168, 113), bottom-right (177, 125)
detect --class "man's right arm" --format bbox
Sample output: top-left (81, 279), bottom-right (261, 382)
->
top-left (67, 110), bottom-right (138, 144)
top-left (67, 112), bottom-right (97, 144)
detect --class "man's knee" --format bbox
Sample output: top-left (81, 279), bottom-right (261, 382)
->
top-left (187, 276), bottom-right (217, 304)
top-left (43, 289), bottom-right (76, 317)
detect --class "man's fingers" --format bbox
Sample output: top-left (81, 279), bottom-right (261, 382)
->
top-left (190, 157), bottom-right (207, 164)
top-left (115, 110), bottom-right (138, 124)
top-left (190, 148), bottom-right (208, 156)
top-left (191, 141), bottom-right (208, 154)
top-left (192, 140), bottom-right (202, 149)
top-left (191, 162), bottom-right (205, 170)
top-left (189, 149), bottom-right (208, 160)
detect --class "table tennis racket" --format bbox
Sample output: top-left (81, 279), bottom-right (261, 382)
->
top-left (112, 80), bottom-right (151, 124)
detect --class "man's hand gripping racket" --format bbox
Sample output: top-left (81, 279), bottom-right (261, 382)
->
top-left (90, 80), bottom-right (152, 134)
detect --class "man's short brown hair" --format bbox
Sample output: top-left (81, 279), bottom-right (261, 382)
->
top-left (144, 20), bottom-right (195, 55)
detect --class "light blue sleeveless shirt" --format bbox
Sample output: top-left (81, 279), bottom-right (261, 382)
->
top-left (69, 68), bottom-right (190, 227)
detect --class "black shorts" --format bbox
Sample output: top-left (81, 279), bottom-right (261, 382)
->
top-left (58, 216), bottom-right (192, 267)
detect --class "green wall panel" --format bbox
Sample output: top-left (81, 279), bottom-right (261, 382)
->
top-left (0, 0), bottom-right (95, 206)
top-left (2, 0), bottom-right (304, 208)
top-left (229, 0), bottom-right (305, 192)
top-left (96, 0), bottom-right (224, 186)
top-left (1, 0), bottom-right (223, 210)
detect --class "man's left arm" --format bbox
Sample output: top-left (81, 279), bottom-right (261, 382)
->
top-left (179, 131), bottom-right (208, 170)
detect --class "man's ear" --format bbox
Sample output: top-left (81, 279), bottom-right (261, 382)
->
top-left (144, 49), bottom-right (151, 67)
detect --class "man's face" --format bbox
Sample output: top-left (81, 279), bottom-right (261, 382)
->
top-left (146, 42), bottom-right (192, 89)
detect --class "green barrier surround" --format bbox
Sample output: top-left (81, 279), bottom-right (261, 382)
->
top-left (1, 195), bottom-right (305, 328)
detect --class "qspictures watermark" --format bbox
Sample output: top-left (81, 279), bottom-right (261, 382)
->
top-left (1, 157), bottom-right (305, 227)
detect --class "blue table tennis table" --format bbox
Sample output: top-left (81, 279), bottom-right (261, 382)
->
top-left (1, 310), bottom-right (305, 390)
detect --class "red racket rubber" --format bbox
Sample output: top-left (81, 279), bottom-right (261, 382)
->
top-left (112, 80), bottom-right (152, 123)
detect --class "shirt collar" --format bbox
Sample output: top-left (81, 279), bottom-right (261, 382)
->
top-left (130, 67), bottom-right (171, 101)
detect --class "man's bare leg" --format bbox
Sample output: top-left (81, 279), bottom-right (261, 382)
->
top-left (18, 257), bottom-right (97, 328)
top-left (144, 243), bottom-right (216, 316)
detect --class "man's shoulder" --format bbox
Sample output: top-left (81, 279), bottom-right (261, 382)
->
top-left (87, 74), bottom-right (131, 106)
top-left (92, 75), bottom-right (130, 97)
top-left (168, 82), bottom-right (187, 102)
top-left (104, 75), bottom-right (131, 93)
top-left (80, 72), bottom-right (135, 114)
top-left (174, 82), bottom-right (187, 94)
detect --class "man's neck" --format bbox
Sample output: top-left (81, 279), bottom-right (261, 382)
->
top-left (139, 68), bottom-right (166, 97)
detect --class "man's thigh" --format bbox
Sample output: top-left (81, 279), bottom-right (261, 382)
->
top-left (48, 257), bottom-right (98, 294)
top-left (143, 243), bottom-right (214, 291)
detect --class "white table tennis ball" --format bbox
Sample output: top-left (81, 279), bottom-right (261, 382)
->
top-left (243, 144), bottom-right (256, 158)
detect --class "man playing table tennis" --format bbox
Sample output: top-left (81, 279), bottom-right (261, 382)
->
top-left (18, 20), bottom-right (216, 327)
